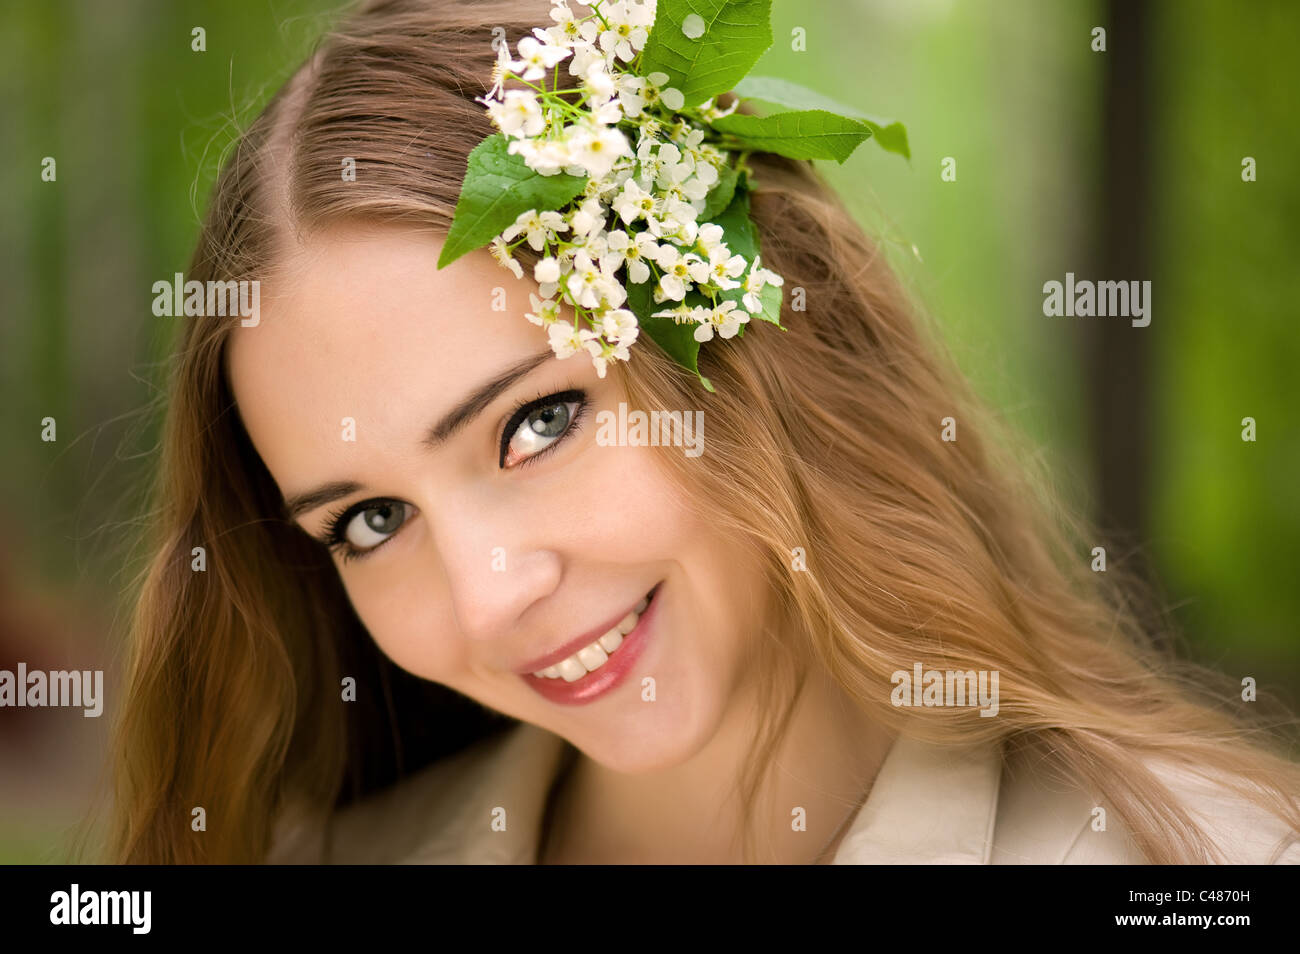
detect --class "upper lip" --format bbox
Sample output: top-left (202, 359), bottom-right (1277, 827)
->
top-left (512, 588), bottom-right (652, 675)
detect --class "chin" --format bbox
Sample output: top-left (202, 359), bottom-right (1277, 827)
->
top-left (564, 694), bottom-right (723, 775)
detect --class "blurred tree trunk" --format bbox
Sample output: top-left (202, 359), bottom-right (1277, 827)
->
top-left (1085, 0), bottom-right (1153, 559)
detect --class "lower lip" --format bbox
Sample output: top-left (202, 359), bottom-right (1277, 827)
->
top-left (521, 584), bottom-right (661, 706)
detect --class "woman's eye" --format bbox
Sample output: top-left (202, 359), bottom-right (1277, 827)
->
top-left (504, 398), bottom-right (581, 467)
top-left (341, 501), bottom-right (409, 550)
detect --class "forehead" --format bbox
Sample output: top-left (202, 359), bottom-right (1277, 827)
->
top-left (226, 221), bottom-right (544, 488)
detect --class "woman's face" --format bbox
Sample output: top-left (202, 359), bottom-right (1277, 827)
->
top-left (227, 221), bottom-right (766, 772)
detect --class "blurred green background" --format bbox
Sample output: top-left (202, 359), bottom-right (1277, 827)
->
top-left (1, 0), bottom-right (1296, 862)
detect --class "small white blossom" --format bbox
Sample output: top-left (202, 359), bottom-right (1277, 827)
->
top-left (534, 257), bottom-right (562, 284)
top-left (491, 89), bottom-right (546, 138)
top-left (741, 254), bottom-right (784, 313)
top-left (651, 301), bottom-right (702, 323)
top-left (672, 121), bottom-right (705, 151)
top-left (506, 136), bottom-right (571, 176)
top-left (705, 246), bottom-right (747, 291)
top-left (598, 0), bottom-right (653, 62)
top-left (657, 198), bottom-right (701, 241)
top-left (698, 95), bottom-right (741, 122)
top-left (568, 196), bottom-right (608, 237)
top-left (692, 157), bottom-right (720, 187)
top-left (597, 307), bottom-right (639, 342)
top-left (654, 143), bottom-right (695, 187)
top-left (612, 178), bottom-right (661, 228)
top-left (568, 39), bottom-right (607, 78)
top-left (487, 44), bottom-right (514, 99)
top-left (642, 71), bottom-right (686, 111)
top-left (545, 2), bottom-right (598, 48)
top-left (616, 74), bottom-right (648, 119)
top-left (566, 121), bottom-right (630, 179)
top-left (606, 229), bottom-right (661, 284)
top-left (489, 236), bottom-right (525, 279)
top-left (655, 246), bottom-right (709, 300)
top-left (694, 300), bottom-right (748, 342)
top-left (503, 209), bottom-right (569, 251)
top-left (566, 250), bottom-right (621, 309)
top-left (696, 223), bottom-right (726, 257)
top-left (584, 59), bottom-right (618, 103)
top-left (587, 97), bottom-right (624, 127)
top-left (636, 138), bottom-right (692, 192)
top-left (548, 319), bottom-right (600, 360)
top-left (526, 292), bottom-right (563, 326)
top-left (583, 334), bottom-right (633, 378)
top-left (510, 34), bottom-right (571, 81)
top-left (675, 174), bottom-right (711, 203)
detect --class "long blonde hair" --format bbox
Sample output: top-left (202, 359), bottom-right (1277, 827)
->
top-left (101, 0), bottom-right (1300, 863)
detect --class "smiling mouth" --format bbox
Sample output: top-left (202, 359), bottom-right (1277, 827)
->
top-left (530, 584), bottom-right (658, 682)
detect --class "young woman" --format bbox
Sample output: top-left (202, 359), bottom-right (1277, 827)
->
top-left (105, 0), bottom-right (1300, 864)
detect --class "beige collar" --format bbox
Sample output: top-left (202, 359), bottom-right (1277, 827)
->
top-left (397, 721), bottom-right (1002, 864)
top-left (832, 732), bottom-right (1002, 864)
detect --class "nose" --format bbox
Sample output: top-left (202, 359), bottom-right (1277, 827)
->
top-left (425, 485), bottom-right (562, 644)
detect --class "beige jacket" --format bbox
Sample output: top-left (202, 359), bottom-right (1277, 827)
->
top-left (268, 720), bottom-right (1300, 864)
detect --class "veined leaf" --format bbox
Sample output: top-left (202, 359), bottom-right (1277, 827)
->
top-left (437, 134), bottom-right (587, 269)
top-left (710, 109), bottom-right (875, 163)
top-left (639, 0), bottom-right (774, 109)
top-left (730, 75), bottom-right (910, 159)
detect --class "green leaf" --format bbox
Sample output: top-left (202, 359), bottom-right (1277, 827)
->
top-left (752, 281), bottom-right (783, 326)
top-left (626, 275), bottom-right (714, 392)
top-left (710, 109), bottom-right (875, 163)
top-left (730, 75), bottom-right (910, 159)
top-left (437, 134), bottom-right (587, 269)
top-left (707, 177), bottom-right (757, 249)
top-left (699, 161), bottom-right (740, 221)
top-left (639, 0), bottom-right (774, 109)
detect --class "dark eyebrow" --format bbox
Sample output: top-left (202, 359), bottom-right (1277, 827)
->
top-left (420, 349), bottom-right (555, 450)
top-left (281, 349), bottom-right (555, 522)
top-left (283, 480), bottom-right (363, 521)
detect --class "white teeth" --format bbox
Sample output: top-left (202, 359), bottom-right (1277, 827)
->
top-left (557, 657), bottom-right (587, 682)
top-left (576, 643), bottom-right (609, 670)
top-left (532, 591), bottom-right (655, 681)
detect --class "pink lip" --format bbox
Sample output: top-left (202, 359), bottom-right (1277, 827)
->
top-left (512, 585), bottom-right (658, 676)
top-left (520, 582), bottom-right (661, 706)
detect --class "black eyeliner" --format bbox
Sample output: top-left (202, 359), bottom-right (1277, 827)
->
top-left (318, 499), bottom-right (402, 563)
top-left (498, 389), bottom-right (586, 468)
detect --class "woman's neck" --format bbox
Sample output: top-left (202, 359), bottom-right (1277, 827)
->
top-left (538, 666), bottom-right (895, 864)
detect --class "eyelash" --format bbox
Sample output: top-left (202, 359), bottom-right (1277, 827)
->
top-left (318, 388), bottom-right (589, 564)
top-left (497, 388), bottom-right (587, 469)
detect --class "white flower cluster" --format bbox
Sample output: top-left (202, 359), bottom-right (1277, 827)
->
top-left (475, 0), bottom-right (785, 378)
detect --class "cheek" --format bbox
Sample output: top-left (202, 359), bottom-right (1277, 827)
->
top-left (582, 442), bottom-right (698, 558)
top-left (607, 448), bottom-right (762, 685)
top-left (342, 566), bottom-right (466, 680)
